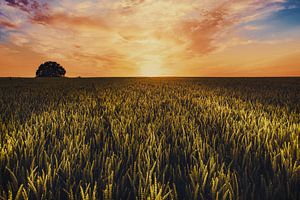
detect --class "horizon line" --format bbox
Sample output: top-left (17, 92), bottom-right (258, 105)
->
top-left (0, 76), bottom-right (299, 78)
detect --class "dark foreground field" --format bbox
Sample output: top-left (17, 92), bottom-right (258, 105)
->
top-left (0, 78), bottom-right (299, 200)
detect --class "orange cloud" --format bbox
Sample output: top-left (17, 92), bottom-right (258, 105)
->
top-left (178, 4), bottom-right (235, 55)
top-left (32, 13), bottom-right (109, 29)
top-left (0, 19), bottom-right (17, 29)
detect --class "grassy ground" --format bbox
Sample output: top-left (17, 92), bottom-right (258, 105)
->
top-left (0, 78), bottom-right (299, 200)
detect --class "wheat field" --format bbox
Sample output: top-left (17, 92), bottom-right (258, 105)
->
top-left (0, 78), bottom-right (299, 200)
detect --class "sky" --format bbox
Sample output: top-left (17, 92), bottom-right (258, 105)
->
top-left (0, 0), bottom-right (300, 77)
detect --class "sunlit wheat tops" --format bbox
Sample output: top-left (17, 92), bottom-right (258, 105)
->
top-left (0, 78), bottom-right (299, 200)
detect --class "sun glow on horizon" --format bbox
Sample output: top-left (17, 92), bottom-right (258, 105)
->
top-left (139, 55), bottom-right (165, 77)
top-left (140, 66), bottom-right (162, 77)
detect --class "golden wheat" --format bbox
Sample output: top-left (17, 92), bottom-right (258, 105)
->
top-left (0, 78), bottom-right (299, 200)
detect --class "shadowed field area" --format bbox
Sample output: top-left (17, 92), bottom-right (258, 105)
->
top-left (0, 78), bottom-right (299, 200)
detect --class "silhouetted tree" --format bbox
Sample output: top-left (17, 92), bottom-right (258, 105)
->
top-left (36, 61), bottom-right (66, 77)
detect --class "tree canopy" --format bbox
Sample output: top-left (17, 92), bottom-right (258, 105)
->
top-left (36, 61), bottom-right (66, 77)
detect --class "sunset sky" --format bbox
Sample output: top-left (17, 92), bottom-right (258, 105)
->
top-left (0, 0), bottom-right (300, 77)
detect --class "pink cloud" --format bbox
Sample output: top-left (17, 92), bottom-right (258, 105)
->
top-left (4, 0), bottom-right (108, 29)
top-left (4, 0), bottom-right (48, 14)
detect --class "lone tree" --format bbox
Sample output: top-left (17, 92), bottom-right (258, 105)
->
top-left (36, 61), bottom-right (66, 77)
